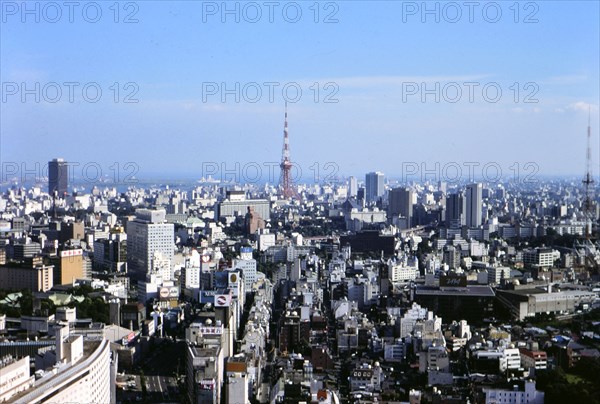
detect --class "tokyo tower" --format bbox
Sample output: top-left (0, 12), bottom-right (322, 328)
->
top-left (279, 103), bottom-right (298, 199)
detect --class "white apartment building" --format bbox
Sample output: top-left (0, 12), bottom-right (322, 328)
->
top-left (523, 247), bottom-right (557, 268)
top-left (502, 347), bottom-right (521, 371)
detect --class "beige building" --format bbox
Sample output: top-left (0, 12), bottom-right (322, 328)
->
top-left (54, 248), bottom-right (84, 285)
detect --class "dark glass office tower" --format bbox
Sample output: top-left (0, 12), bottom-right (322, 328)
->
top-left (48, 158), bottom-right (68, 196)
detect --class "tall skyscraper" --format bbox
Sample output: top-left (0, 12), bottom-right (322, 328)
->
top-left (465, 183), bottom-right (483, 227)
top-left (126, 209), bottom-right (174, 281)
top-left (48, 158), bottom-right (68, 196)
top-left (389, 187), bottom-right (414, 227)
top-left (365, 171), bottom-right (384, 203)
top-left (445, 192), bottom-right (466, 228)
top-left (348, 176), bottom-right (358, 198)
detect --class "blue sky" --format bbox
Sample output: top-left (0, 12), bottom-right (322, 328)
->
top-left (1, 0), bottom-right (599, 184)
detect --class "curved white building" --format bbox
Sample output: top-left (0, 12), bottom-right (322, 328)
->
top-left (10, 339), bottom-right (113, 404)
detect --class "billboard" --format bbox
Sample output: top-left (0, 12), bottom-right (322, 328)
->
top-left (199, 379), bottom-right (215, 390)
top-left (159, 287), bottom-right (170, 299)
top-left (214, 294), bottom-right (231, 307)
top-left (159, 286), bottom-right (179, 300)
top-left (440, 274), bottom-right (467, 287)
top-left (59, 249), bottom-right (83, 258)
top-left (196, 326), bottom-right (223, 335)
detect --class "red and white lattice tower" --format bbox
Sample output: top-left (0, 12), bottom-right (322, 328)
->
top-left (279, 103), bottom-right (298, 199)
top-left (583, 107), bottom-right (595, 239)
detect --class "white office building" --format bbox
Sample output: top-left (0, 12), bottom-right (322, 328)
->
top-left (348, 176), bottom-right (358, 197)
top-left (388, 255), bottom-right (419, 284)
top-left (233, 247), bottom-right (258, 291)
top-left (127, 209), bottom-right (174, 280)
top-left (182, 249), bottom-right (202, 294)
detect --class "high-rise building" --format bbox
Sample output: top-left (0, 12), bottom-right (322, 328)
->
top-left (48, 158), bottom-right (68, 197)
top-left (445, 192), bottom-right (466, 228)
top-left (53, 248), bottom-right (85, 286)
top-left (388, 187), bottom-right (413, 227)
top-left (465, 183), bottom-right (483, 228)
top-left (60, 221), bottom-right (85, 243)
top-left (348, 176), bottom-right (358, 198)
top-left (187, 344), bottom-right (223, 404)
top-left (126, 209), bottom-right (174, 281)
top-left (93, 233), bottom-right (127, 272)
top-left (365, 172), bottom-right (384, 203)
top-left (233, 247), bottom-right (257, 291)
top-left (357, 187), bottom-right (366, 207)
top-left (244, 207), bottom-right (265, 235)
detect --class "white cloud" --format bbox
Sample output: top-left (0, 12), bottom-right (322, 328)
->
top-left (543, 74), bottom-right (588, 84)
top-left (567, 101), bottom-right (599, 112)
top-left (309, 74), bottom-right (491, 89)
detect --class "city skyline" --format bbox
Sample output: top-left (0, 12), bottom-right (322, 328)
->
top-left (3, 2), bottom-right (600, 403)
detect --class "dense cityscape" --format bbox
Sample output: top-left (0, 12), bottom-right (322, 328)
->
top-left (2, 1), bottom-right (600, 404)
top-left (1, 108), bottom-right (600, 404)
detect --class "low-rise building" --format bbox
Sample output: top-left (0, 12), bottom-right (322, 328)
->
top-left (519, 349), bottom-right (547, 370)
top-left (483, 380), bottom-right (544, 404)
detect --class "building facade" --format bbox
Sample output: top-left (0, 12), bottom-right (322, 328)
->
top-left (466, 183), bottom-right (483, 228)
top-left (127, 209), bottom-right (174, 281)
top-left (9, 339), bottom-right (113, 404)
top-left (365, 172), bottom-right (384, 203)
top-left (48, 158), bottom-right (68, 197)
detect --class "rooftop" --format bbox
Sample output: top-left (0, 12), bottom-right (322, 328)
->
top-left (415, 285), bottom-right (495, 297)
top-left (9, 340), bottom-right (107, 403)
